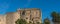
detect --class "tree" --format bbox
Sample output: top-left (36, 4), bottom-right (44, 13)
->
top-left (15, 19), bottom-right (27, 24)
top-left (44, 18), bottom-right (50, 24)
top-left (51, 11), bottom-right (60, 22)
top-left (36, 22), bottom-right (40, 24)
top-left (51, 11), bottom-right (58, 17)
top-left (29, 21), bottom-right (32, 24)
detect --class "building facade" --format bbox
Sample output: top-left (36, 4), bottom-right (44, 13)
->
top-left (0, 15), bottom-right (6, 24)
top-left (17, 8), bottom-right (42, 24)
top-left (0, 8), bottom-right (42, 24)
top-left (6, 12), bottom-right (20, 24)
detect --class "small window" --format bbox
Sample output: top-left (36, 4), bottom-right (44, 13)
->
top-left (26, 17), bottom-right (28, 19)
top-left (22, 11), bottom-right (25, 15)
top-left (30, 15), bottom-right (31, 20)
top-left (32, 19), bottom-right (33, 21)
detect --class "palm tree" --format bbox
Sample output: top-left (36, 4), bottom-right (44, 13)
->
top-left (51, 11), bottom-right (57, 22)
top-left (51, 11), bottom-right (58, 17)
top-left (51, 11), bottom-right (60, 22)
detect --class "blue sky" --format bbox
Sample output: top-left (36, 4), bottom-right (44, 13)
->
top-left (0, 0), bottom-right (60, 23)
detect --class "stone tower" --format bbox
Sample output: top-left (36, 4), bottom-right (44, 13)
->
top-left (17, 8), bottom-right (42, 24)
top-left (6, 8), bottom-right (42, 24)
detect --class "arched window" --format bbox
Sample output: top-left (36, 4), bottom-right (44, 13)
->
top-left (22, 11), bottom-right (25, 15)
